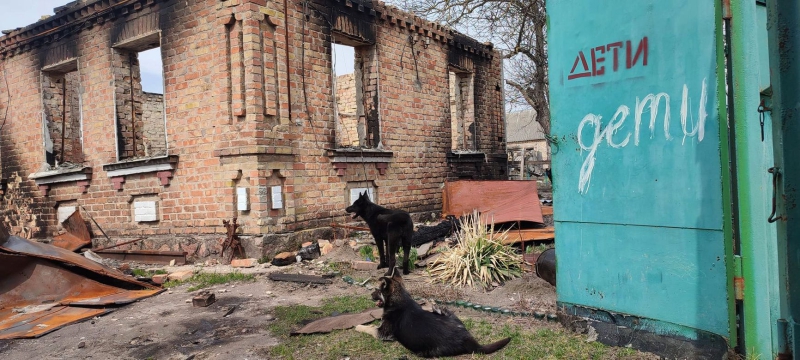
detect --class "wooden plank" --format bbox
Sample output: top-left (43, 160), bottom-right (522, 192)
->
top-left (268, 272), bottom-right (333, 284)
top-left (541, 206), bottom-right (553, 216)
top-left (496, 228), bottom-right (555, 245)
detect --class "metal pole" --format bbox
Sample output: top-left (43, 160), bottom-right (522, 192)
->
top-left (60, 78), bottom-right (66, 164)
top-left (130, 52), bottom-right (136, 157)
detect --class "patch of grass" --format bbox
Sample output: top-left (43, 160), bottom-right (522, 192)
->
top-left (131, 268), bottom-right (167, 277)
top-left (462, 318), bottom-right (640, 359)
top-left (258, 256), bottom-right (271, 264)
top-left (267, 295), bottom-right (375, 338)
top-left (265, 295), bottom-right (647, 359)
top-left (163, 271), bottom-right (256, 291)
top-left (525, 243), bottom-right (552, 254)
top-left (396, 247), bottom-right (418, 271)
top-left (358, 245), bottom-right (374, 262)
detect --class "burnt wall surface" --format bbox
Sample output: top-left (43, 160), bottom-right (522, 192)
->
top-left (0, 0), bottom-right (505, 247)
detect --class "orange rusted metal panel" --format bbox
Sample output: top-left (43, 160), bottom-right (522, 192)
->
top-left (0, 235), bottom-right (158, 290)
top-left (0, 306), bottom-right (110, 339)
top-left (0, 232), bottom-right (163, 340)
top-left (51, 209), bottom-right (92, 252)
top-left (443, 180), bottom-right (544, 225)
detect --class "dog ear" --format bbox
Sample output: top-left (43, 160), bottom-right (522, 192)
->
top-left (390, 267), bottom-right (403, 282)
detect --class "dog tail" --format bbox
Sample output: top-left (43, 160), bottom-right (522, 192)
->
top-left (477, 337), bottom-right (511, 354)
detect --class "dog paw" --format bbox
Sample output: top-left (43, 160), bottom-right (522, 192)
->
top-left (355, 325), bottom-right (379, 339)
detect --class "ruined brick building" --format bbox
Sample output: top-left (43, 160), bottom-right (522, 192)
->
top-left (0, 0), bottom-right (506, 257)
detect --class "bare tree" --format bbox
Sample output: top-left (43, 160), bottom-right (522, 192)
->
top-left (396, 0), bottom-right (549, 134)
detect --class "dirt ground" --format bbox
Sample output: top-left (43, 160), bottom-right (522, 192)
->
top-left (0, 241), bottom-right (565, 360)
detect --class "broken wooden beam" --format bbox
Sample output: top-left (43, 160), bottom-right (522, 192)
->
top-left (268, 272), bottom-right (333, 284)
top-left (330, 223), bottom-right (370, 231)
top-left (93, 249), bottom-right (187, 265)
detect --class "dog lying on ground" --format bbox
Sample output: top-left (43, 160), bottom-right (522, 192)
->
top-left (345, 191), bottom-right (414, 275)
top-left (355, 267), bottom-right (511, 358)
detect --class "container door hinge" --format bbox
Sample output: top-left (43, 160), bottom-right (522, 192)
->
top-left (733, 255), bottom-right (744, 300)
top-left (722, 0), bottom-right (732, 20)
top-left (776, 319), bottom-right (792, 359)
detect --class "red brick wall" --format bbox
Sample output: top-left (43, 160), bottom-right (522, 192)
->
top-left (0, 0), bottom-right (505, 242)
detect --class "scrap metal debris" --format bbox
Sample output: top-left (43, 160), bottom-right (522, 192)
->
top-left (51, 209), bottom-right (91, 252)
top-left (221, 218), bottom-right (245, 263)
top-left (0, 226), bottom-right (162, 340)
top-left (535, 248), bottom-right (556, 287)
top-left (290, 309), bottom-right (383, 335)
top-left (411, 216), bottom-right (459, 246)
top-left (442, 180), bottom-right (544, 225)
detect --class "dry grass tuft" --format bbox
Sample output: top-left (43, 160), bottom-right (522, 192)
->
top-left (427, 210), bottom-right (523, 289)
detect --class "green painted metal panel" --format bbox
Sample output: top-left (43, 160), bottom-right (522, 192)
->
top-left (548, 0), bottom-right (730, 337)
top-left (729, 1), bottom-right (784, 357)
top-left (556, 223), bottom-right (727, 335)
top-left (764, 0), bottom-right (800, 357)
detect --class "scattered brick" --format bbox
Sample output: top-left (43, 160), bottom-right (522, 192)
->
top-left (272, 252), bottom-right (297, 266)
top-left (319, 240), bottom-right (333, 255)
top-left (192, 292), bottom-right (216, 307)
top-left (152, 274), bottom-right (169, 285)
top-left (167, 270), bottom-right (194, 281)
top-left (231, 258), bottom-right (259, 268)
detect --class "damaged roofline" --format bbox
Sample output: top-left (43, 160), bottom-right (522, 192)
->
top-left (0, 0), bottom-right (495, 60)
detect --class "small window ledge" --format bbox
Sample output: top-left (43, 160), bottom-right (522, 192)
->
top-left (447, 151), bottom-right (486, 162)
top-left (102, 155), bottom-right (179, 190)
top-left (327, 148), bottom-right (393, 176)
top-left (29, 166), bottom-right (92, 195)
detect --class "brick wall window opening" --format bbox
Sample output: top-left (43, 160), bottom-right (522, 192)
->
top-left (113, 38), bottom-right (167, 161)
top-left (42, 63), bottom-right (83, 167)
top-left (332, 38), bottom-right (380, 149)
top-left (449, 70), bottom-right (476, 151)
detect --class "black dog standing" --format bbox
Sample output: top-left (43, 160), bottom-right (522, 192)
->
top-left (345, 191), bottom-right (414, 274)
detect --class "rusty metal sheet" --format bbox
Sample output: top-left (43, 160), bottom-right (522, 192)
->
top-left (0, 253), bottom-right (126, 307)
top-left (63, 289), bottom-right (161, 306)
top-left (442, 180), bottom-right (544, 225)
top-left (0, 231), bottom-right (164, 340)
top-left (94, 249), bottom-right (187, 265)
top-left (0, 306), bottom-right (110, 340)
top-left (51, 209), bottom-right (92, 252)
top-left (0, 235), bottom-right (158, 290)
